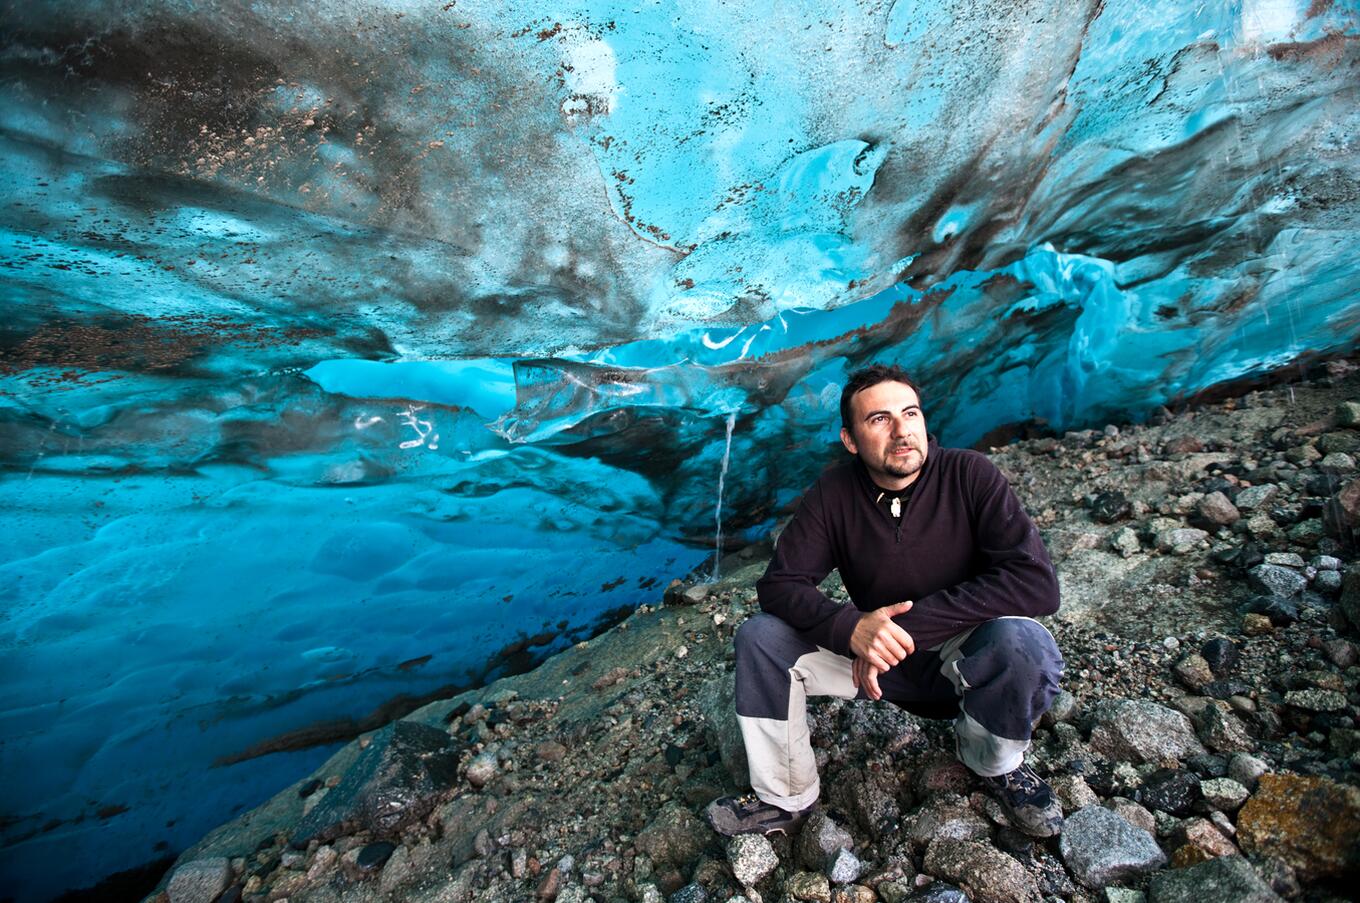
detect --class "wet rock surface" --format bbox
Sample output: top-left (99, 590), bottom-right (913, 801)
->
top-left (288, 720), bottom-right (460, 849)
top-left (145, 374), bottom-right (1360, 903)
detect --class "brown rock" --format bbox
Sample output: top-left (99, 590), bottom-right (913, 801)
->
top-left (1237, 774), bottom-right (1360, 879)
top-left (1198, 491), bottom-right (1241, 526)
top-left (535, 741), bottom-right (567, 763)
top-left (831, 885), bottom-right (876, 903)
top-left (1106, 797), bottom-right (1156, 835)
top-left (1170, 817), bottom-right (1239, 867)
top-left (1165, 436), bottom-right (1204, 455)
top-left (1241, 613), bottom-right (1274, 636)
top-left (536, 866), bottom-right (562, 901)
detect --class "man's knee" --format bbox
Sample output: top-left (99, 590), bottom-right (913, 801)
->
top-left (964, 617), bottom-right (1063, 684)
top-left (735, 612), bottom-right (795, 661)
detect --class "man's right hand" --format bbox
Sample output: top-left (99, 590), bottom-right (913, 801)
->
top-left (848, 600), bottom-right (915, 671)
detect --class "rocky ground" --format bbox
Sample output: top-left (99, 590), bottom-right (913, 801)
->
top-left (147, 362), bottom-right (1360, 903)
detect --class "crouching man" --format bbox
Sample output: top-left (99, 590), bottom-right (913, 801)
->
top-left (706, 364), bottom-right (1065, 838)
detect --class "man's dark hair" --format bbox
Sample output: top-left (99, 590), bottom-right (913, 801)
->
top-left (840, 364), bottom-right (923, 432)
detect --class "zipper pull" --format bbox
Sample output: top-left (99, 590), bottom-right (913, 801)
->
top-left (891, 497), bottom-right (901, 518)
top-left (895, 523), bottom-right (902, 544)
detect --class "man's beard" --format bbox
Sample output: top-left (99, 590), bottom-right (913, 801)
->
top-left (872, 446), bottom-right (922, 478)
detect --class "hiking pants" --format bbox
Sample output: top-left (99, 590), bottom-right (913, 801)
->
top-left (734, 612), bottom-right (1063, 811)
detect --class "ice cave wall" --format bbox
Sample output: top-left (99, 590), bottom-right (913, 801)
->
top-left (1, 1), bottom-right (1358, 899)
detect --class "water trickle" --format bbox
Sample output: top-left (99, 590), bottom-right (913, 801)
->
top-left (710, 412), bottom-right (737, 580)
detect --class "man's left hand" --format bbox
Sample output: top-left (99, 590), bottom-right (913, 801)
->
top-left (851, 656), bottom-right (887, 701)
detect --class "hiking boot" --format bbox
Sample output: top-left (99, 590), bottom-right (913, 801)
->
top-left (981, 763), bottom-right (1064, 837)
top-left (704, 793), bottom-right (815, 837)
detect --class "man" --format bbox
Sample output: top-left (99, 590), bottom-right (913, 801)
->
top-left (705, 364), bottom-right (1065, 838)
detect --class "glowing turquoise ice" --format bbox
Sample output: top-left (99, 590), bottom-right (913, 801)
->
top-left (1, 1), bottom-right (1358, 900)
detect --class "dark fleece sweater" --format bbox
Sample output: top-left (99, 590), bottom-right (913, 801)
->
top-left (755, 437), bottom-right (1060, 655)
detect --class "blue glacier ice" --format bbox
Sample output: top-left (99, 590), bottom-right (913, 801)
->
top-left (1, 0), bottom-right (1359, 899)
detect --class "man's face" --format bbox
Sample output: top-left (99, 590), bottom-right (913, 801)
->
top-left (840, 380), bottom-right (929, 490)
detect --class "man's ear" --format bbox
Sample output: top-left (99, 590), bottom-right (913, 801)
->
top-left (840, 426), bottom-right (858, 455)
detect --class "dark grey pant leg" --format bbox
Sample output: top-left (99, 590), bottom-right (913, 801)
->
top-left (940, 617), bottom-right (1064, 775)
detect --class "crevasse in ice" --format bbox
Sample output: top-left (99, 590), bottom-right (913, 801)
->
top-left (1, 0), bottom-right (1357, 898)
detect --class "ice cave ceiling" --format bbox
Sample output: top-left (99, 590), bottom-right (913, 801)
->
top-left (1, 0), bottom-right (1359, 899)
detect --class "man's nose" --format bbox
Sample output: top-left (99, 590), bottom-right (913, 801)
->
top-left (890, 416), bottom-right (907, 437)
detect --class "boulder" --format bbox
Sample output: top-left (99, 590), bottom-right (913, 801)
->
top-left (1147, 855), bottom-right (1281, 903)
top-left (1197, 492), bottom-right (1240, 526)
top-left (1134, 769), bottom-right (1201, 816)
top-left (1237, 774), bottom-right (1360, 879)
top-left (635, 802), bottom-right (709, 867)
top-left (796, 811), bottom-right (853, 871)
top-left (697, 672), bottom-right (748, 783)
top-left (289, 720), bottom-right (459, 848)
top-left (167, 858), bottom-right (232, 903)
top-left (923, 838), bottom-right (1041, 903)
top-left (1245, 565), bottom-right (1306, 598)
top-left (1196, 704), bottom-right (1255, 754)
top-left (1088, 699), bottom-right (1207, 764)
top-left (1198, 638), bottom-right (1239, 676)
top-left (1059, 805), bottom-right (1167, 890)
top-left (1168, 817), bottom-right (1239, 867)
top-left (904, 793), bottom-right (993, 847)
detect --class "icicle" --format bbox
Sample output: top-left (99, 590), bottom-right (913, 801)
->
top-left (710, 412), bottom-right (737, 581)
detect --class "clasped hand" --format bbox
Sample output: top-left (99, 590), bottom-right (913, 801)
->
top-left (849, 600), bottom-right (914, 701)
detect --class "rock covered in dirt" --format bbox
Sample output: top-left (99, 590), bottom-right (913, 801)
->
top-left (923, 838), bottom-right (1040, 903)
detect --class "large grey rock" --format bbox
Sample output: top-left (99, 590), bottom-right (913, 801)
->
top-left (635, 802), bottom-right (709, 867)
top-left (796, 811), bottom-right (853, 871)
top-left (726, 834), bottom-right (778, 886)
top-left (290, 720), bottom-right (459, 848)
top-left (167, 857), bottom-right (232, 903)
top-left (1059, 805), bottom-right (1168, 890)
top-left (698, 673), bottom-right (748, 783)
top-left (923, 838), bottom-right (1041, 903)
top-left (1147, 855), bottom-right (1282, 903)
top-left (1246, 564), bottom-right (1307, 598)
top-left (1088, 700), bottom-right (1207, 764)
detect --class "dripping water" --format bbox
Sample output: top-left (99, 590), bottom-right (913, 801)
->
top-left (710, 412), bottom-right (737, 580)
